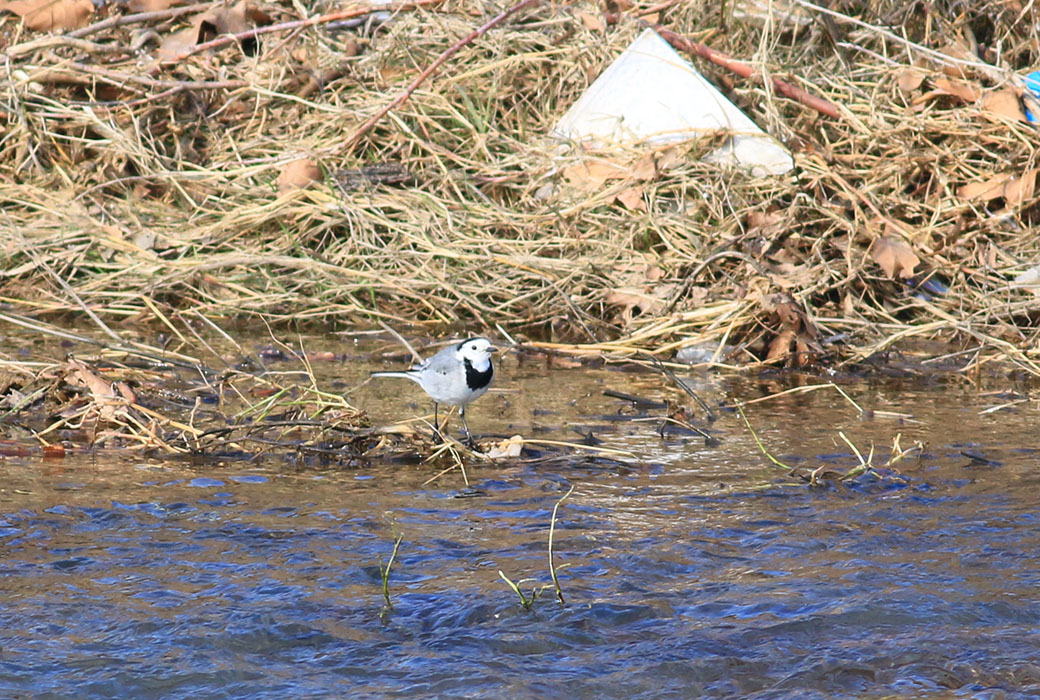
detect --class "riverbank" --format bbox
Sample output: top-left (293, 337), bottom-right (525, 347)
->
top-left (3, 0), bottom-right (1040, 376)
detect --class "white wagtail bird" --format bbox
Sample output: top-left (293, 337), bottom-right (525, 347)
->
top-left (371, 337), bottom-right (497, 444)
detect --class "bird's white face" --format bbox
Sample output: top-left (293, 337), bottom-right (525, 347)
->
top-left (457, 337), bottom-right (495, 370)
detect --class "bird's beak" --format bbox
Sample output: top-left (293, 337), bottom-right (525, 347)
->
top-left (489, 346), bottom-right (499, 353)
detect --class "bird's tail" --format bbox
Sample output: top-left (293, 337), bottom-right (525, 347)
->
top-left (370, 370), bottom-right (418, 380)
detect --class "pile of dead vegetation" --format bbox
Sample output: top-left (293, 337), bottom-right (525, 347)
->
top-left (0, 328), bottom-right (379, 461)
top-left (2, 0), bottom-right (1040, 374)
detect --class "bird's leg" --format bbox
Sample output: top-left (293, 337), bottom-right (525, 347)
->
top-left (459, 405), bottom-right (477, 449)
top-left (432, 402), bottom-right (443, 442)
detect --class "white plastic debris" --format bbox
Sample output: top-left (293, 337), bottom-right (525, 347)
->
top-left (1011, 263), bottom-right (1040, 288)
top-left (552, 28), bottom-right (794, 177)
top-left (485, 435), bottom-right (525, 459)
top-left (674, 341), bottom-right (737, 365)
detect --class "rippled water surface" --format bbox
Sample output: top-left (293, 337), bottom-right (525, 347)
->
top-left (2, 341), bottom-right (1040, 699)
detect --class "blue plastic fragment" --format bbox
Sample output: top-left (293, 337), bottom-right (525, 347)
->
top-left (1023, 70), bottom-right (1040, 123)
top-left (905, 275), bottom-right (949, 301)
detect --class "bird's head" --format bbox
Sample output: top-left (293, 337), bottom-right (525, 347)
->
top-left (457, 337), bottom-right (496, 371)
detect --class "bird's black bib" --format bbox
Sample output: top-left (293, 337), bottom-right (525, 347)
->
top-left (463, 359), bottom-right (493, 391)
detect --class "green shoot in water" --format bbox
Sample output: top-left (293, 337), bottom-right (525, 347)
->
top-left (548, 484), bottom-right (574, 604)
top-left (498, 571), bottom-right (543, 611)
top-left (379, 533), bottom-right (404, 610)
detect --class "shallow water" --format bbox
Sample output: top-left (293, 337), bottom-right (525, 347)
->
top-left (2, 339), bottom-right (1040, 699)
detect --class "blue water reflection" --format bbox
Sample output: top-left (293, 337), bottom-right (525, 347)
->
top-left (2, 374), bottom-right (1040, 699)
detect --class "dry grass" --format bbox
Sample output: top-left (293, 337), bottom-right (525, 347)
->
top-left (2, 0), bottom-right (1040, 374)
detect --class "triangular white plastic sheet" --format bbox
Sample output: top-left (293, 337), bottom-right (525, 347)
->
top-left (552, 28), bottom-right (794, 176)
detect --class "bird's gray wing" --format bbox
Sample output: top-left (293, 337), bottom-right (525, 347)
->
top-left (418, 345), bottom-right (456, 374)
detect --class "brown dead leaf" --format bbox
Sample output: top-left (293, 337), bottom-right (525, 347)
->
top-left (115, 381), bottom-right (138, 403)
top-left (606, 271), bottom-right (677, 324)
top-left (766, 328), bottom-right (798, 364)
top-left (563, 152), bottom-right (662, 215)
top-left (958, 169), bottom-right (1039, 206)
top-left (562, 159), bottom-right (628, 189)
top-left (378, 66), bottom-right (408, 85)
top-left (957, 173), bottom-right (1012, 201)
top-left (606, 288), bottom-right (666, 316)
top-left (127, 0), bottom-right (178, 12)
top-left (157, 0), bottom-right (272, 61)
top-left (794, 336), bottom-right (815, 360)
top-left (578, 9), bottom-right (605, 31)
top-left (207, 0), bottom-right (271, 33)
top-left (761, 294), bottom-right (820, 365)
top-left (0, 371), bottom-right (19, 397)
top-left (870, 235), bottom-right (920, 279)
top-left (66, 358), bottom-right (123, 422)
top-left (563, 154), bottom-right (661, 213)
top-left (615, 185), bottom-right (646, 211)
top-left (0, 0), bottom-right (92, 31)
top-left (277, 158), bottom-right (322, 192)
top-left (776, 298), bottom-right (816, 338)
top-left (655, 146), bottom-right (685, 171)
top-left (612, 262), bottom-right (666, 284)
top-left (980, 88), bottom-right (1026, 122)
top-left (746, 209), bottom-right (785, 238)
top-left (1003, 169), bottom-right (1038, 206)
top-left (158, 19), bottom-right (210, 61)
top-left (932, 77), bottom-right (981, 102)
top-left (768, 262), bottom-right (813, 289)
top-left (563, 151), bottom-right (662, 191)
top-left (938, 38), bottom-right (977, 79)
top-left (896, 67), bottom-right (925, 93)
top-left (628, 153), bottom-right (657, 181)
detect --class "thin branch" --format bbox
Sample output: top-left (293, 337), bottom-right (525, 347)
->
top-left (4, 36), bottom-right (129, 58)
top-left (605, 14), bottom-right (842, 120)
top-left (66, 2), bottom-right (220, 38)
top-left (28, 62), bottom-right (246, 90)
top-left (654, 24), bottom-right (842, 119)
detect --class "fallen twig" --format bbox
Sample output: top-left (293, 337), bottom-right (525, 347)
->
top-left (640, 352), bottom-right (716, 421)
top-left (3, 36), bottom-right (129, 58)
top-left (67, 2), bottom-right (221, 38)
top-left (28, 62), bottom-right (247, 90)
top-left (603, 389), bottom-right (667, 408)
top-left (604, 13), bottom-right (841, 120)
